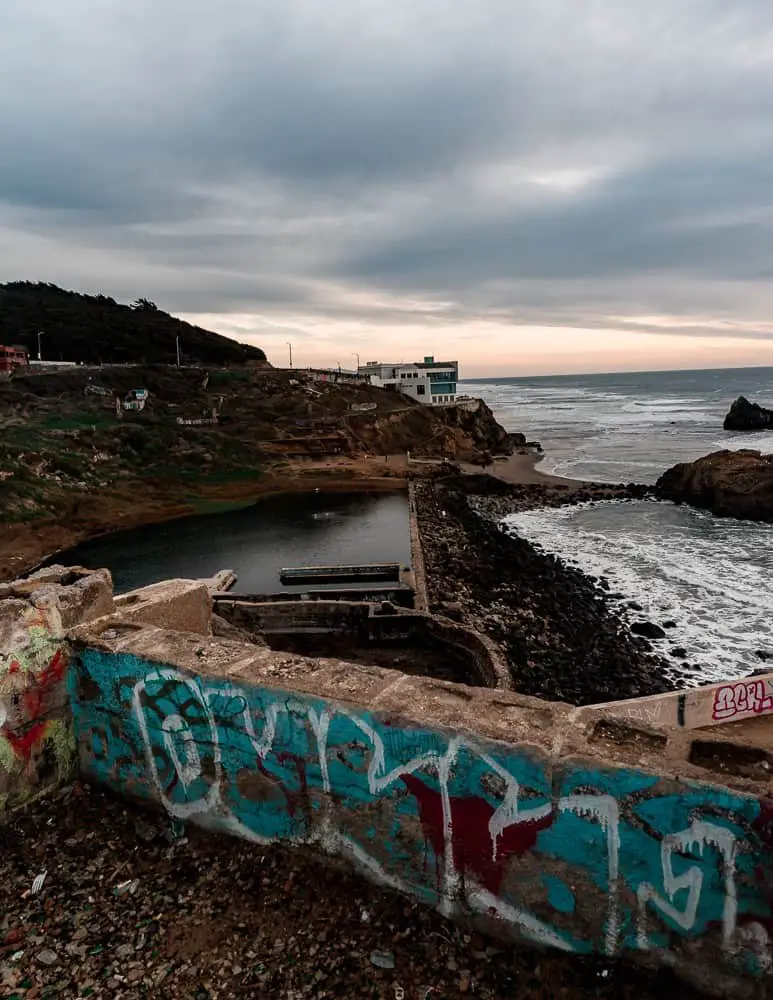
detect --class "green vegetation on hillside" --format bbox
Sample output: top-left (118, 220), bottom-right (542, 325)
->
top-left (0, 282), bottom-right (266, 366)
top-left (0, 364), bottom-right (510, 530)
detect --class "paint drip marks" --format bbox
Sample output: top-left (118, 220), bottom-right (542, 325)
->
top-left (402, 774), bottom-right (553, 894)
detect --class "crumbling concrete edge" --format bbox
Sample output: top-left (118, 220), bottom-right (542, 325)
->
top-left (408, 480), bottom-right (429, 613)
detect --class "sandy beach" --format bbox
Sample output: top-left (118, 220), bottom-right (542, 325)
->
top-left (460, 449), bottom-right (583, 487)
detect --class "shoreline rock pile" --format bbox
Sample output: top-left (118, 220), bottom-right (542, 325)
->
top-left (414, 478), bottom-right (674, 706)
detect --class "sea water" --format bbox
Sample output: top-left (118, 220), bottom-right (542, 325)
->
top-left (465, 367), bottom-right (773, 684)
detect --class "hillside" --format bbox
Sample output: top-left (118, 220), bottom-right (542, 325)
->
top-left (0, 364), bottom-right (514, 579)
top-left (0, 282), bottom-right (266, 366)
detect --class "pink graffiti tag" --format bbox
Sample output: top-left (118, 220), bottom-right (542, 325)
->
top-left (712, 679), bottom-right (773, 722)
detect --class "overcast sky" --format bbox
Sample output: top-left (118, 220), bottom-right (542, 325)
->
top-left (2, 1), bottom-right (773, 376)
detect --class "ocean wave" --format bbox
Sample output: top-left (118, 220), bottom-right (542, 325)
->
top-left (503, 500), bottom-right (773, 686)
top-left (717, 433), bottom-right (773, 454)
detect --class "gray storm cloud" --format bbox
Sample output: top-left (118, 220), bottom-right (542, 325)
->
top-left (1, 0), bottom-right (773, 341)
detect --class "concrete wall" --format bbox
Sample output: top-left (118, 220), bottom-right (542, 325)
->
top-left (408, 481), bottom-right (429, 613)
top-left (114, 579), bottom-right (211, 635)
top-left (216, 599), bottom-right (510, 688)
top-left (581, 673), bottom-right (773, 730)
top-left (0, 566), bottom-right (113, 810)
top-left (67, 623), bottom-right (773, 998)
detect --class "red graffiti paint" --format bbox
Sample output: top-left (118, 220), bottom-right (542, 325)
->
top-left (21, 648), bottom-right (66, 721)
top-left (402, 774), bottom-right (553, 894)
top-left (6, 720), bottom-right (48, 761)
top-left (276, 751), bottom-right (312, 828)
top-left (1, 647), bottom-right (66, 763)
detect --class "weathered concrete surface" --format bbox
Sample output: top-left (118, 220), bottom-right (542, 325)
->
top-left (204, 568), bottom-right (238, 594)
top-left (409, 481), bottom-right (429, 612)
top-left (67, 622), bottom-right (773, 998)
top-left (216, 598), bottom-right (512, 689)
top-left (580, 672), bottom-right (773, 731)
top-left (113, 579), bottom-right (211, 635)
top-left (0, 566), bottom-right (113, 810)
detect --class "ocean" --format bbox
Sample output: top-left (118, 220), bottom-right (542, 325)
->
top-left (464, 367), bottom-right (773, 685)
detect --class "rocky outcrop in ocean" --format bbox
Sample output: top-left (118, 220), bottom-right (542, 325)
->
top-left (723, 395), bottom-right (773, 431)
top-left (656, 449), bottom-right (773, 523)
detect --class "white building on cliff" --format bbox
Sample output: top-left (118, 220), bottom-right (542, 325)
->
top-left (358, 356), bottom-right (459, 405)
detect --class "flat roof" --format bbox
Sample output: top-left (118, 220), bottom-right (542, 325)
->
top-left (362, 360), bottom-right (458, 369)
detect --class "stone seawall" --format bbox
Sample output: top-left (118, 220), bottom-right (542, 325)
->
top-left (66, 618), bottom-right (773, 998)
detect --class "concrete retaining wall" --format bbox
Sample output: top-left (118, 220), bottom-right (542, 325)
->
top-left (114, 579), bottom-right (212, 635)
top-left (0, 566), bottom-right (113, 810)
top-left (67, 621), bottom-right (773, 998)
top-left (581, 672), bottom-right (773, 730)
top-left (216, 599), bottom-right (510, 688)
top-left (408, 481), bottom-right (429, 612)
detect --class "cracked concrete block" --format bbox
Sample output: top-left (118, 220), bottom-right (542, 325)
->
top-left (114, 580), bottom-right (211, 635)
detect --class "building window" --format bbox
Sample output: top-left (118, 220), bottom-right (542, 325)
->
top-left (417, 385), bottom-right (425, 395)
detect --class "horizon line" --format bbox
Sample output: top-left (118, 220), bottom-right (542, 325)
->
top-left (462, 362), bottom-right (773, 381)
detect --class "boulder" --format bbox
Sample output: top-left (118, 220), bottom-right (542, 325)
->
top-left (631, 621), bottom-right (667, 640)
top-left (723, 396), bottom-right (773, 431)
top-left (656, 449), bottom-right (773, 523)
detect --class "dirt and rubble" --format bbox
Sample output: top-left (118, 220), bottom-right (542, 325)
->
top-left (0, 783), bottom-right (706, 1000)
top-left (414, 475), bottom-right (675, 706)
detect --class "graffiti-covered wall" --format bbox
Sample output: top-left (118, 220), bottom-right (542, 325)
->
top-left (0, 567), bottom-right (113, 811)
top-left (69, 642), bottom-right (773, 996)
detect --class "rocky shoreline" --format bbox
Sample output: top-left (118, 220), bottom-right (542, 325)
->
top-left (414, 474), bottom-right (676, 706)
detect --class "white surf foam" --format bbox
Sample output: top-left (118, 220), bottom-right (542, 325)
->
top-left (502, 500), bottom-right (773, 686)
top-left (717, 433), bottom-right (773, 455)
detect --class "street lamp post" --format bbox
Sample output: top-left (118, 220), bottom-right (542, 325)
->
top-left (37, 331), bottom-right (44, 361)
top-left (336, 360), bottom-right (342, 373)
top-left (286, 342), bottom-right (293, 369)
top-left (352, 352), bottom-right (360, 370)
top-left (176, 335), bottom-right (181, 367)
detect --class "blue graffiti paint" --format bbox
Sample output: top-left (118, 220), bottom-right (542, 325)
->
top-left (544, 875), bottom-right (576, 914)
top-left (68, 647), bottom-right (773, 977)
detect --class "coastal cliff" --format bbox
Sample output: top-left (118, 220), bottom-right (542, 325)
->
top-left (656, 448), bottom-right (773, 523)
top-left (0, 365), bottom-right (514, 578)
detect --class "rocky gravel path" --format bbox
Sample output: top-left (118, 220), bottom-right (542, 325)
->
top-left (0, 783), bottom-right (705, 999)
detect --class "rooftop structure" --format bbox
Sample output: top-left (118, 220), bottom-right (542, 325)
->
top-left (359, 355), bottom-right (459, 405)
top-left (0, 344), bottom-right (29, 374)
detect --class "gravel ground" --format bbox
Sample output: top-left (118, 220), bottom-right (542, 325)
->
top-left (0, 783), bottom-right (707, 1000)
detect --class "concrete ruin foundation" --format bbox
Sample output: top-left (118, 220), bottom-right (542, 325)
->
top-left (1, 567), bottom-right (772, 998)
